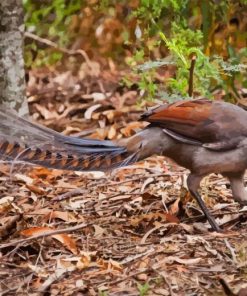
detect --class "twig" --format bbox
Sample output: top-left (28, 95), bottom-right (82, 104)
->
top-left (141, 223), bottom-right (177, 244)
top-left (159, 271), bottom-right (176, 296)
top-left (24, 32), bottom-right (92, 67)
top-left (219, 278), bottom-right (236, 296)
top-left (0, 222), bottom-right (91, 249)
top-left (108, 173), bottom-right (165, 186)
top-left (52, 188), bottom-right (86, 202)
top-left (188, 53), bottom-right (197, 97)
top-left (224, 238), bottom-right (237, 263)
top-left (108, 268), bottom-right (153, 286)
top-left (52, 174), bottom-right (163, 202)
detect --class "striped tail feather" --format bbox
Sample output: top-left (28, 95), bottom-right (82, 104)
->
top-left (0, 139), bottom-right (139, 171)
top-left (0, 106), bottom-right (142, 171)
top-left (0, 106), bottom-right (156, 172)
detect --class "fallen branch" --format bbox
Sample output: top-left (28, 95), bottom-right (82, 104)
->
top-left (24, 32), bottom-right (91, 67)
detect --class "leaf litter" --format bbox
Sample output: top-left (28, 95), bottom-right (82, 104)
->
top-left (0, 67), bottom-right (247, 295)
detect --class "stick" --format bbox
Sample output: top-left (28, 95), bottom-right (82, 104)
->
top-left (188, 53), bottom-right (197, 97)
top-left (24, 32), bottom-right (91, 67)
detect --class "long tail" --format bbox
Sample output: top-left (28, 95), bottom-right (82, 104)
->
top-left (0, 107), bottom-right (142, 171)
top-left (0, 139), bottom-right (140, 171)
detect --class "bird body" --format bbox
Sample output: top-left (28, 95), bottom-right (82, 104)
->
top-left (141, 99), bottom-right (247, 150)
top-left (1, 98), bottom-right (247, 231)
top-left (129, 127), bottom-right (247, 176)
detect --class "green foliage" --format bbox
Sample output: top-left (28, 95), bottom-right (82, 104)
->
top-left (98, 291), bottom-right (108, 296)
top-left (125, 50), bottom-right (159, 100)
top-left (137, 282), bottom-right (150, 296)
top-left (159, 25), bottom-right (223, 97)
top-left (127, 1), bottom-right (247, 101)
top-left (125, 18), bottom-right (223, 99)
top-left (23, 0), bottom-right (247, 101)
top-left (24, 0), bottom-right (81, 44)
top-left (23, 0), bottom-right (81, 66)
top-left (134, 0), bottom-right (188, 20)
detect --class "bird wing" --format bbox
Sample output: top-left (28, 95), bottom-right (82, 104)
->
top-left (141, 99), bottom-right (212, 126)
top-left (141, 98), bottom-right (247, 151)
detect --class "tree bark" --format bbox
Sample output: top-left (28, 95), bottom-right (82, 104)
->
top-left (0, 0), bottom-right (28, 116)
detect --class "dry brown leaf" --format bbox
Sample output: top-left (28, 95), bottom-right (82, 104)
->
top-left (21, 226), bottom-right (55, 237)
top-left (108, 125), bottom-right (117, 139)
top-left (91, 92), bottom-right (106, 101)
top-left (84, 104), bottom-right (101, 120)
top-left (34, 103), bottom-right (59, 120)
top-left (76, 253), bottom-right (92, 269)
top-left (154, 256), bottom-right (202, 267)
top-left (103, 110), bottom-right (123, 122)
top-left (26, 184), bottom-right (45, 195)
top-left (44, 211), bottom-right (78, 222)
top-left (141, 177), bottom-right (154, 193)
top-left (15, 173), bottom-right (33, 185)
top-left (93, 224), bottom-right (105, 238)
top-left (0, 195), bottom-right (14, 205)
top-left (169, 198), bottom-right (181, 216)
top-left (120, 121), bottom-right (145, 137)
top-left (131, 212), bottom-right (179, 227)
top-left (28, 167), bottom-right (61, 180)
top-left (49, 234), bottom-right (77, 255)
top-left (21, 226), bottom-right (78, 254)
top-left (97, 258), bottom-right (123, 272)
top-left (93, 127), bottom-right (108, 139)
top-left (53, 71), bottom-right (76, 87)
top-left (136, 273), bottom-right (148, 281)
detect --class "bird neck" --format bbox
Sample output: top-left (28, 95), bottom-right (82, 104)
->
top-left (117, 127), bottom-right (175, 161)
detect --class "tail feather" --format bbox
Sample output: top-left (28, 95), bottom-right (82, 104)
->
top-left (0, 139), bottom-right (139, 172)
top-left (0, 107), bottom-right (144, 172)
top-left (0, 107), bottom-right (125, 154)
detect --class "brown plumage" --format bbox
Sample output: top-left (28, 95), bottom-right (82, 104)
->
top-left (141, 98), bottom-right (247, 150)
top-left (1, 98), bottom-right (247, 232)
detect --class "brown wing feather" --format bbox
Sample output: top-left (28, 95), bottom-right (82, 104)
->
top-left (141, 99), bottom-right (213, 143)
top-left (141, 98), bottom-right (247, 150)
top-left (142, 99), bottom-right (212, 126)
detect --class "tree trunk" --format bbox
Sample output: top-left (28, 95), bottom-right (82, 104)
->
top-left (0, 0), bottom-right (28, 116)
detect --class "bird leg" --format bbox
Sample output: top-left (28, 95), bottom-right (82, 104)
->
top-left (187, 173), bottom-right (221, 232)
top-left (223, 172), bottom-right (247, 205)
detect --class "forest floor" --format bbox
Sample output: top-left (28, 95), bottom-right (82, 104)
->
top-left (0, 64), bottom-right (247, 296)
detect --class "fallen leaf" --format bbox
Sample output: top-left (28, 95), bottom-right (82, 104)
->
top-left (15, 173), bottom-right (33, 185)
top-left (44, 211), bottom-right (78, 222)
top-left (93, 224), bottom-right (105, 238)
top-left (0, 196), bottom-right (14, 205)
top-left (76, 253), bottom-right (91, 269)
top-left (108, 125), bottom-right (117, 139)
top-left (21, 227), bottom-right (78, 254)
top-left (84, 104), bottom-right (101, 120)
top-left (91, 92), bottom-right (106, 101)
top-left (154, 256), bottom-right (202, 267)
top-left (141, 177), bottom-right (154, 193)
top-left (26, 184), bottom-right (45, 195)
